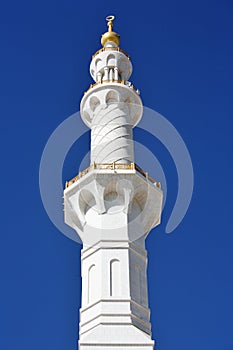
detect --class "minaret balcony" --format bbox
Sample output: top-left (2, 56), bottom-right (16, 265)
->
top-left (65, 162), bottom-right (161, 189)
top-left (63, 162), bottom-right (163, 246)
top-left (92, 46), bottom-right (130, 60)
top-left (84, 79), bottom-right (140, 96)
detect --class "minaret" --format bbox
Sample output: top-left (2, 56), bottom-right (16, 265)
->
top-left (64, 16), bottom-right (163, 350)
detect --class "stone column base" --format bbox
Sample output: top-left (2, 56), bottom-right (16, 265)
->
top-left (79, 324), bottom-right (155, 350)
top-left (79, 345), bottom-right (154, 350)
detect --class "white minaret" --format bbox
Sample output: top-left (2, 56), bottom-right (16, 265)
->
top-left (64, 16), bottom-right (163, 350)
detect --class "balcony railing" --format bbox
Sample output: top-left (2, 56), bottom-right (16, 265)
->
top-left (65, 162), bottom-right (161, 189)
top-left (92, 47), bottom-right (130, 60)
top-left (84, 79), bottom-right (140, 95)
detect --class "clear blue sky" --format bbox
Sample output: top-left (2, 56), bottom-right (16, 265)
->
top-left (1, 1), bottom-right (233, 349)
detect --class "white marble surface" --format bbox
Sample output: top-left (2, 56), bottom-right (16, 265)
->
top-left (64, 40), bottom-right (162, 350)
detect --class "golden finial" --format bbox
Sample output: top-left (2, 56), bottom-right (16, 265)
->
top-left (101, 15), bottom-right (120, 47)
top-left (106, 15), bottom-right (114, 32)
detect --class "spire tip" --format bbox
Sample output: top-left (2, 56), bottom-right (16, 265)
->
top-left (106, 15), bottom-right (115, 32)
top-left (101, 15), bottom-right (120, 47)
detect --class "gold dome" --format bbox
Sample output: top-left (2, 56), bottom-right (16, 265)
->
top-left (101, 15), bottom-right (120, 47)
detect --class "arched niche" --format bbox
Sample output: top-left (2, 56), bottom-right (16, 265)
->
top-left (95, 58), bottom-right (102, 70)
top-left (106, 53), bottom-right (115, 67)
top-left (88, 264), bottom-right (97, 303)
top-left (105, 90), bottom-right (119, 105)
top-left (78, 189), bottom-right (96, 217)
top-left (89, 96), bottom-right (100, 112)
top-left (110, 259), bottom-right (121, 297)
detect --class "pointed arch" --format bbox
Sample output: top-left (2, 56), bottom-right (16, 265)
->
top-left (89, 96), bottom-right (100, 112)
top-left (106, 54), bottom-right (115, 67)
top-left (95, 58), bottom-right (102, 70)
top-left (110, 259), bottom-right (121, 297)
top-left (88, 264), bottom-right (97, 304)
top-left (78, 189), bottom-right (96, 217)
top-left (105, 90), bottom-right (119, 105)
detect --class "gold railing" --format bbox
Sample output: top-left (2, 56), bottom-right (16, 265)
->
top-left (65, 162), bottom-right (161, 189)
top-left (92, 47), bottom-right (130, 60)
top-left (84, 80), bottom-right (140, 95)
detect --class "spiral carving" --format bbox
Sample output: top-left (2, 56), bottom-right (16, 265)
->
top-left (91, 103), bottom-right (134, 164)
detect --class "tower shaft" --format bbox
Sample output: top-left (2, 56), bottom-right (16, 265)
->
top-left (64, 16), bottom-right (163, 350)
top-left (79, 239), bottom-right (153, 350)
